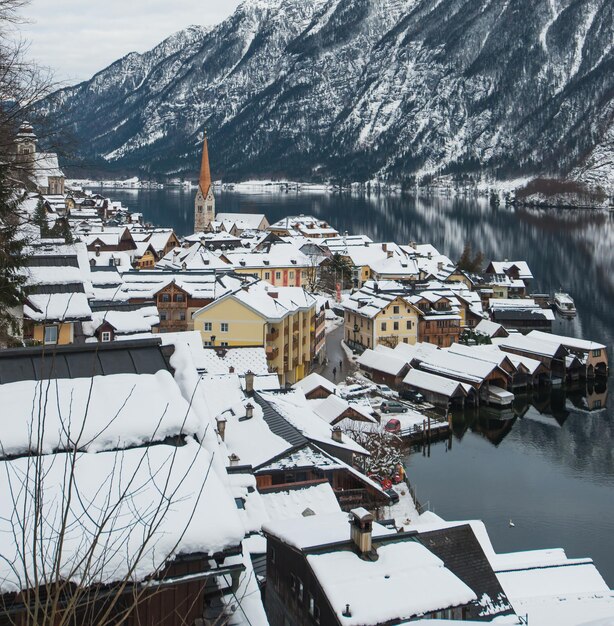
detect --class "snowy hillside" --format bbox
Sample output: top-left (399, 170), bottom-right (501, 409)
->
top-left (38, 0), bottom-right (614, 188)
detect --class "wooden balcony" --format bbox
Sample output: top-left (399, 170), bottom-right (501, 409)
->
top-left (266, 345), bottom-right (279, 361)
top-left (266, 328), bottom-right (279, 342)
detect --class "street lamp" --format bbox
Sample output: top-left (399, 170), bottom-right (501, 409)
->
top-left (210, 335), bottom-right (216, 347)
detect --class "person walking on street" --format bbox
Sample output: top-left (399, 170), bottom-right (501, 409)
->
top-left (332, 367), bottom-right (337, 379)
top-left (339, 360), bottom-right (343, 370)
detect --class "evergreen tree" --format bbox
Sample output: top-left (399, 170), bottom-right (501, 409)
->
top-left (33, 197), bottom-right (50, 237)
top-left (50, 216), bottom-right (74, 243)
top-left (457, 240), bottom-right (485, 273)
top-left (0, 164), bottom-right (29, 345)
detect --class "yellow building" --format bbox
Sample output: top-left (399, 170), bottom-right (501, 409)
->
top-left (343, 288), bottom-right (421, 351)
top-left (192, 281), bottom-right (316, 385)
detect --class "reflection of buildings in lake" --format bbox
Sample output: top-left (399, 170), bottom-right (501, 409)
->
top-left (567, 379), bottom-right (608, 412)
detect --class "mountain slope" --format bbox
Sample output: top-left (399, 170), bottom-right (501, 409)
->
top-left (39, 0), bottom-right (614, 187)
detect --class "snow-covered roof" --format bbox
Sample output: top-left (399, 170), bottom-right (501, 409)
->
top-left (412, 350), bottom-right (500, 385)
top-left (258, 390), bottom-right (369, 456)
top-left (403, 368), bottom-right (470, 398)
top-left (83, 306), bottom-right (159, 335)
top-left (216, 212), bottom-right (267, 230)
top-left (447, 343), bottom-right (517, 371)
top-left (358, 348), bottom-right (409, 376)
top-left (24, 292), bottom-right (92, 322)
top-left (0, 370), bottom-right (201, 457)
top-left (221, 347), bottom-right (269, 375)
top-left (261, 482), bottom-right (341, 521)
top-left (496, 334), bottom-right (566, 359)
top-left (307, 541), bottom-right (476, 625)
top-left (263, 511), bottom-right (395, 549)
top-left (293, 372), bottom-right (337, 396)
top-left (33, 152), bottom-right (64, 187)
top-left (488, 261), bottom-right (533, 279)
top-left (156, 242), bottom-right (230, 270)
top-left (199, 374), bottom-right (292, 467)
top-left (528, 330), bottom-right (606, 352)
top-left (222, 241), bottom-right (311, 270)
top-left (0, 439), bottom-right (245, 593)
top-left (310, 394), bottom-right (376, 424)
top-left (195, 280), bottom-right (316, 322)
top-left (475, 319), bottom-right (507, 337)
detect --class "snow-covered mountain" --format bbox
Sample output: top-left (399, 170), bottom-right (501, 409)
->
top-left (39, 0), bottom-right (613, 187)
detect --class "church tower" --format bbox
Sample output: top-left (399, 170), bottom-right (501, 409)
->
top-left (194, 130), bottom-right (215, 233)
top-left (14, 121), bottom-right (37, 166)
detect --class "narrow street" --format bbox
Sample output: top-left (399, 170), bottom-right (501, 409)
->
top-left (318, 322), bottom-right (356, 383)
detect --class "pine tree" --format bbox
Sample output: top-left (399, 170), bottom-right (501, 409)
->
top-left (0, 164), bottom-right (29, 345)
top-left (33, 197), bottom-right (50, 237)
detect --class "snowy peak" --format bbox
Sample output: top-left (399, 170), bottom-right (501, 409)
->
top-left (39, 0), bottom-right (614, 188)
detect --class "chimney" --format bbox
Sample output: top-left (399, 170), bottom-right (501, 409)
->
top-left (228, 453), bottom-right (240, 467)
top-left (229, 366), bottom-right (235, 374)
top-left (381, 243), bottom-right (387, 252)
top-left (349, 508), bottom-right (376, 559)
top-left (437, 261), bottom-right (443, 271)
top-left (216, 416), bottom-right (227, 442)
top-left (95, 244), bottom-right (101, 257)
top-left (332, 426), bottom-right (343, 443)
top-left (268, 292), bottom-right (278, 299)
top-left (245, 370), bottom-right (255, 395)
top-left (387, 250), bottom-right (393, 259)
top-left (245, 403), bottom-right (254, 419)
top-left (410, 241), bottom-right (416, 249)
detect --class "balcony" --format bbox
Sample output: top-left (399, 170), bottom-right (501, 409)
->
top-left (266, 345), bottom-right (279, 361)
top-left (157, 301), bottom-right (186, 309)
top-left (266, 328), bottom-right (279, 342)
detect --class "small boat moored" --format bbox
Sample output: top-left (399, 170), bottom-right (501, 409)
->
top-left (554, 291), bottom-right (576, 316)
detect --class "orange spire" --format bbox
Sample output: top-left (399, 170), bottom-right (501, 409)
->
top-left (199, 129), bottom-right (212, 197)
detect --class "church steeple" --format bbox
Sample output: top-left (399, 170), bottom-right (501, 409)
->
top-left (194, 129), bottom-right (215, 233)
top-left (199, 130), bottom-right (212, 198)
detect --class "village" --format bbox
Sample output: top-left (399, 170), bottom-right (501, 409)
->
top-left (0, 123), bottom-right (612, 626)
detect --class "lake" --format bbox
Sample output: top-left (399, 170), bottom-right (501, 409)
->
top-left (103, 186), bottom-right (614, 585)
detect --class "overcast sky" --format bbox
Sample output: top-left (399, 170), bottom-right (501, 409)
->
top-left (20, 0), bottom-right (243, 85)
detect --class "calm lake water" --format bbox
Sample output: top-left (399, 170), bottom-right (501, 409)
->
top-left (105, 187), bottom-right (614, 585)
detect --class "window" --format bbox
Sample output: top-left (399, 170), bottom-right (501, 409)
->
top-left (179, 311), bottom-right (186, 321)
top-left (393, 321), bottom-right (399, 331)
top-left (221, 322), bottom-right (229, 332)
top-left (160, 293), bottom-right (170, 302)
top-left (221, 341), bottom-right (229, 347)
top-left (403, 338), bottom-right (408, 343)
top-left (160, 312), bottom-right (167, 321)
top-left (275, 272), bottom-right (281, 280)
top-left (204, 341), bottom-right (212, 347)
top-left (593, 349), bottom-right (602, 357)
top-left (175, 293), bottom-right (184, 302)
top-left (297, 579), bottom-right (304, 601)
top-left (406, 320), bottom-right (412, 330)
top-left (204, 322), bottom-right (212, 331)
top-left (264, 272), bottom-right (271, 280)
top-left (381, 322), bottom-right (387, 331)
top-left (393, 305), bottom-right (400, 314)
top-left (289, 271), bottom-right (294, 278)
top-left (44, 326), bottom-right (58, 345)
top-left (101, 331), bottom-right (112, 343)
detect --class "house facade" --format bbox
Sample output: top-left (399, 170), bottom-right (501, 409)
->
top-left (193, 283), bottom-right (317, 384)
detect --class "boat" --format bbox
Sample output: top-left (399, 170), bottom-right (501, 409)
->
top-left (554, 291), bottom-right (577, 316)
